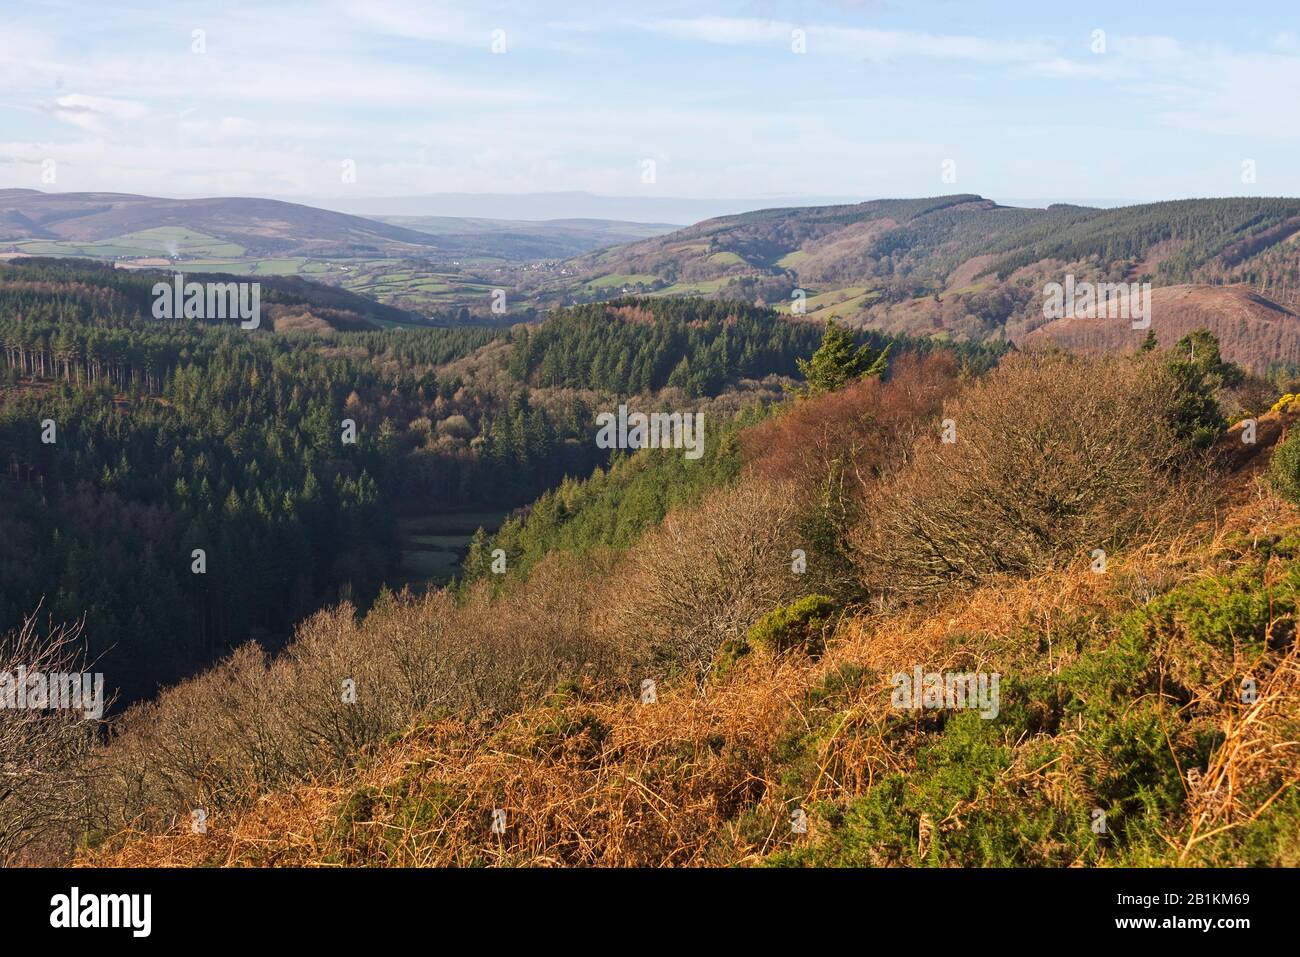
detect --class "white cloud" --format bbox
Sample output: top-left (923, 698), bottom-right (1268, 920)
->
top-left (44, 94), bottom-right (149, 132)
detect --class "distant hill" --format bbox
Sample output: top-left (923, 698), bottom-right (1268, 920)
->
top-left (0, 189), bottom-right (445, 259)
top-left (367, 215), bottom-right (679, 261)
top-left (551, 194), bottom-right (1300, 366)
top-left (0, 190), bottom-right (675, 265)
top-left (0, 255), bottom-right (423, 330)
top-left (565, 195), bottom-right (1300, 293)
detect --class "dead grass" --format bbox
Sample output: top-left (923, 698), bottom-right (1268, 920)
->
top-left (83, 471), bottom-right (1297, 868)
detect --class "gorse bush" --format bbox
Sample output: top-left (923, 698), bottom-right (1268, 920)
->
top-left (1162, 330), bottom-right (1242, 448)
top-left (1269, 428), bottom-right (1300, 504)
top-left (772, 543), bottom-right (1300, 868)
top-left (747, 595), bottom-right (838, 656)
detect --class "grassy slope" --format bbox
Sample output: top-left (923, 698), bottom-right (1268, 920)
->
top-left (87, 422), bottom-right (1300, 868)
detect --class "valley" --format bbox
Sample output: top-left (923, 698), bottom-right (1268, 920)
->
top-left (3, 189), bottom-right (1300, 875)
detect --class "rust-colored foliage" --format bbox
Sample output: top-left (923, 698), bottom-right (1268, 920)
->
top-left (742, 351), bottom-right (959, 492)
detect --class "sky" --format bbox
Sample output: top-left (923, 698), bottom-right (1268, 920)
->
top-left (2, 0), bottom-right (1299, 219)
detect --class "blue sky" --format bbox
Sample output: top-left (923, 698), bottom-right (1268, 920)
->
top-left (2, 0), bottom-right (1298, 215)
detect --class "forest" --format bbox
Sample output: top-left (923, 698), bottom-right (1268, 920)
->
top-left (0, 259), bottom-right (905, 705)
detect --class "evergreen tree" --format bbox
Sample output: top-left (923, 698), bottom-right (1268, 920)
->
top-left (1163, 330), bottom-right (1243, 448)
top-left (794, 318), bottom-right (889, 396)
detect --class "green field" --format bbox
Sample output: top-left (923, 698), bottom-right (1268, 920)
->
top-left (649, 276), bottom-right (734, 296)
top-left (774, 285), bottom-right (879, 315)
top-left (582, 273), bottom-right (661, 290)
top-left (8, 227), bottom-right (247, 260)
top-left (0, 235), bottom-right (522, 315)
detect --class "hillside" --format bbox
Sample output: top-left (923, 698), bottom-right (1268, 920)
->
top-left (548, 196), bottom-right (1300, 365)
top-left (78, 346), bottom-right (1300, 868)
top-left (0, 191), bottom-right (682, 321)
top-left (368, 215), bottom-right (679, 261)
top-left (84, 482), bottom-right (1300, 867)
top-left (1027, 284), bottom-right (1300, 373)
top-left (0, 255), bottom-right (422, 330)
top-left (565, 195), bottom-right (1300, 293)
top-left (0, 189), bottom-right (445, 259)
top-left (0, 271), bottom-right (862, 713)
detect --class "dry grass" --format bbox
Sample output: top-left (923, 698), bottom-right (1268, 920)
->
top-left (855, 351), bottom-right (1219, 599)
top-left (1180, 638), bottom-right (1300, 861)
top-left (83, 470), bottom-right (1294, 868)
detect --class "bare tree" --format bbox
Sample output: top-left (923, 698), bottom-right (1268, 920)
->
top-left (0, 609), bottom-right (105, 864)
top-left (599, 479), bottom-right (816, 682)
top-left (856, 351), bottom-right (1215, 599)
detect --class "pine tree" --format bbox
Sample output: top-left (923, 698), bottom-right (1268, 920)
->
top-left (794, 318), bottom-right (889, 396)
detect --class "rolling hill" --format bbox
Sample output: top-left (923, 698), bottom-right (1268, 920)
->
top-left (564, 194), bottom-right (1300, 292)
top-left (0, 189), bottom-right (446, 259)
top-left (11, 189), bottom-right (1300, 365)
top-left (0, 190), bottom-right (679, 265)
top-left (551, 195), bottom-right (1300, 369)
top-left (0, 255), bottom-right (423, 330)
top-left (0, 191), bottom-right (683, 319)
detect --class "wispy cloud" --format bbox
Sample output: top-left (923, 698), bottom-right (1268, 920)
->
top-left (2, 1), bottom-right (1299, 200)
top-left (42, 94), bottom-right (150, 133)
top-left (627, 17), bottom-right (1054, 63)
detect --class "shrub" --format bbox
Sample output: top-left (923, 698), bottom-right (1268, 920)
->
top-left (597, 479), bottom-right (819, 681)
top-left (855, 351), bottom-right (1216, 599)
top-left (90, 551), bottom-right (623, 835)
top-left (1162, 330), bottom-right (1241, 448)
top-left (742, 352), bottom-right (960, 591)
top-left (747, 595), bottom-right (838, 655)
top-left (1270, 428), bottom-right (1300, 504)
top-left (0, 612), bottom-right (103, 864)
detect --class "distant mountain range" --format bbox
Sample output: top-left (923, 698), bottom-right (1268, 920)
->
top-left (0, 190), bottom-right (677, 263)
